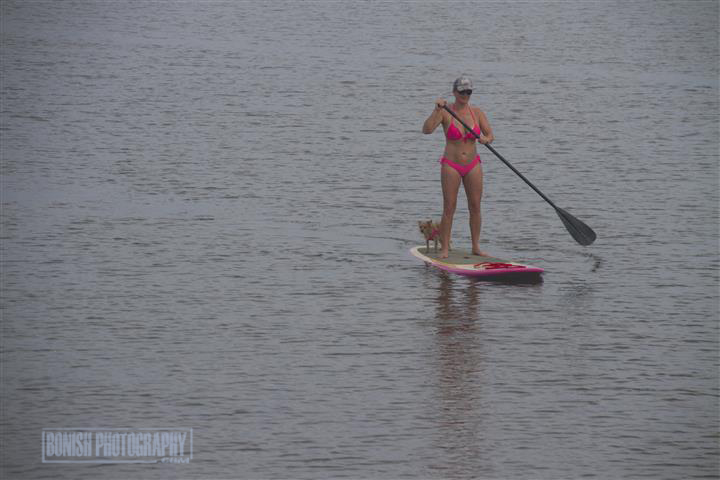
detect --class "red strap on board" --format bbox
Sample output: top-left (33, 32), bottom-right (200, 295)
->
top-left (473, 262), bottom-right (526, 270)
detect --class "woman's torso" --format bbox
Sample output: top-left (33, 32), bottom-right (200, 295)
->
top-left (442, 104), bottom-right (482, 165)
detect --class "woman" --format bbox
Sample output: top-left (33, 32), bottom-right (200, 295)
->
top-left (422, 75), bottom-right (495, 259)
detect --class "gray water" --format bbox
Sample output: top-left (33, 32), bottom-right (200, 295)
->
top-left (1, 1), bottom-right (718, 479)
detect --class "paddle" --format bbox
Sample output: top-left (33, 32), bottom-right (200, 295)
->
top-left (443, 104), bottom-right (596, 246)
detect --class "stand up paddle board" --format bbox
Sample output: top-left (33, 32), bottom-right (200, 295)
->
top-left (410, 246), bottom-right (544, 278)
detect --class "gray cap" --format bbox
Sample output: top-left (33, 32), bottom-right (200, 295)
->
top-left (453, 74), bottom-right (473, 92)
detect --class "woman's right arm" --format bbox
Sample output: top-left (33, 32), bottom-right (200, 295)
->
top-left (422, 99), bottom-right (447, 134)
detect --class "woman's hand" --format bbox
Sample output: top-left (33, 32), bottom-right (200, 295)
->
top-left (434, 98), bottom-right (447, 111)
top-left (477, 132), bottom-right (494, 144)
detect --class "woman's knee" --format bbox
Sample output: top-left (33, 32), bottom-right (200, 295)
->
top-left (468, 198), bottom-right (482, 215)
top-left (443, 200), bottom-right (457, 217)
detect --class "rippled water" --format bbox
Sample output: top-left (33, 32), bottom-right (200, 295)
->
top-left (1, 1), bottom-right (718, 479)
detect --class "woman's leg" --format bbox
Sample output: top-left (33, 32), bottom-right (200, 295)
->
top-left (440, 163), bottom-right (462, 258)
top-left (463, 164), bottom-right (487, 255)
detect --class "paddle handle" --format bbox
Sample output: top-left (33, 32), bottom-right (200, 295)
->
top-left (442, 105), bottom-right (560, 212)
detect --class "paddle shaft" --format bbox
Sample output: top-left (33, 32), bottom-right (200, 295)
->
top-left (442, 104), bottom-right (560, 211)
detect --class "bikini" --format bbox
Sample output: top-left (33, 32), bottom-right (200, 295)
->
top-left (440, 106), bottom-right (483, 177)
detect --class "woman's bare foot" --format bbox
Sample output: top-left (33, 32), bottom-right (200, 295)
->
top-left (472, 246), bottom-right (489, 256)
top-left (439, 249), bottom-right (450, 259)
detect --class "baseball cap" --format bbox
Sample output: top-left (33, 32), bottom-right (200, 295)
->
top-left (453, 75), bottom-right (473, 92)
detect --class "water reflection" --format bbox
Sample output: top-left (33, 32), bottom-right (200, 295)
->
top-left (430, 272), bottom-right (490, 476)
top-left (426, 271), bottom-right (545, 475)
top-left (434, 272), bottom-right (480, 332)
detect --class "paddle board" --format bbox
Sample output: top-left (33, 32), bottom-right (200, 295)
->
top-left (410, 246), bottom-right (544, 278)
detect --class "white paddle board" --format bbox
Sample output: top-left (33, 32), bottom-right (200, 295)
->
top-left (410, 246), bottom-right (544, 278)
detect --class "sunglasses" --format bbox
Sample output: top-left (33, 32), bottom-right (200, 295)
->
top-left (457, 89), bottom-right (472, 96)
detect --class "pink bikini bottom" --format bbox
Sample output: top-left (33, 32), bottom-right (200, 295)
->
top-left (440, 155), bottom-right (482, 177)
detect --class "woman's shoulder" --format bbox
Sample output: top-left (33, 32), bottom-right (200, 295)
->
top-left (472, 106), bottom-right (490, 121)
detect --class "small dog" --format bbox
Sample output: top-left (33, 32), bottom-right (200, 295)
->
top-left (418, 219), bottom-right (449, 253)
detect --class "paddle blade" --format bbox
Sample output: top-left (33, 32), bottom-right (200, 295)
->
top-left (555, 207), bottom-right (597, 246)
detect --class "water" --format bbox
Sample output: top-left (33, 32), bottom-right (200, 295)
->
top-left (1, 1), bottom-right (718, 478)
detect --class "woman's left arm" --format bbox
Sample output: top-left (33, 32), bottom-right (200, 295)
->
top-left (476, 109), bottom-right (495, 144)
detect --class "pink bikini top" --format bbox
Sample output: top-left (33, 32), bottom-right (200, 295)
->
top-left (446, 106), bottom-right (482, 141)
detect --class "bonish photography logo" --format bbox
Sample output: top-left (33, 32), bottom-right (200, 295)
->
top-left (42, 428), bottom-right (192, 464)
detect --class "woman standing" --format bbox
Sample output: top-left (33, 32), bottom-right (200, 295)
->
top-left (422, 75), bottom-right (495, 259)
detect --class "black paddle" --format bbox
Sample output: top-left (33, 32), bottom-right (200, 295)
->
top-left (442, 104), bottom-right (596, 246)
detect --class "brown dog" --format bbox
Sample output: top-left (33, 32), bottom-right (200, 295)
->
top-left (418, 220), bottom-right (449, 253)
